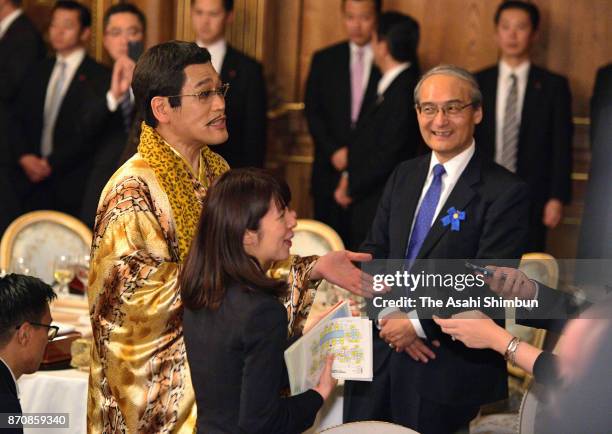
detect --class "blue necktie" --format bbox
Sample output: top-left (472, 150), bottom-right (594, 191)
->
top-left (405, 164), bottom-right (446, 269)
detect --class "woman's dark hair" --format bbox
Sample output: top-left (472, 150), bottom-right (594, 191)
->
top-left (180, 168), bottom-right (291, 310)
top-left (132, 40), bottom-right (211, 127)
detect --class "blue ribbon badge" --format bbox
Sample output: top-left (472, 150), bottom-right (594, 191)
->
top-left (441, 207), bottom-right (465, 231)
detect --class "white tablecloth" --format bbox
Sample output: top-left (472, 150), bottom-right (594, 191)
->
top-left (17, 369), bottom-right (89, 434)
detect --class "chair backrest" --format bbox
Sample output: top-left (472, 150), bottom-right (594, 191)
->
top-left (321, 421), bottom-right (419, 434)
top-left (506, 253), bottom-right (559, 386)
top-left (290, 219), bottom-right (348, 317)
top-left (0, 211), bottom-right (92, 284)
top-left (290, 219), bottom-right (344, 257)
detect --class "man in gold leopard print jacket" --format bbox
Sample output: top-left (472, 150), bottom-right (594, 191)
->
top-left (87, 41), bottom-right (372, 433)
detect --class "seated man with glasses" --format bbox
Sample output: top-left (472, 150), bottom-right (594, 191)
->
top-left (0, 274), bottom-right (56, 425)
top-left (344, 64), bottom-right (530, 433)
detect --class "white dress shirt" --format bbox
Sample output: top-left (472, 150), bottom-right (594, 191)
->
top-left (0, 357), bottom-right (19, 397)
top-left (40, 48), bottom-right (86, 156)
top-left (495, 60), bottom-right (530, 165)
top-left (0, 8), bottom-right (22, 39)
top-left (197, 38), bottom-right (227, 74)
top-left (349, 41), bottom-right (373, 96)
top-left (106, 88), bottom-right (135, 112)
top-left (377, 62), bottom-right (410, 96)
top-left (380, 141), bottom-right (476, 338)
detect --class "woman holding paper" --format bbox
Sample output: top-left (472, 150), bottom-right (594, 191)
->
top-left (180, 168), bottom-right (336, 434)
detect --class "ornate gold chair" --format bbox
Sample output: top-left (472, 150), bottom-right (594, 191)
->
top-left (290, 219), bottom-right (344, 256)
top-left (289, 219), bottom-right (351, 326)
top-left (0, 211), bottom-right (92, 284)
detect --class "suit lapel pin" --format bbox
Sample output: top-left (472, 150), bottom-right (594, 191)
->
top-left (78, 74), bottom-right (86, 82)
top-left (441, 207), bottom-right (465, 231)
top-left (229, 69), bottom-right (237, 79)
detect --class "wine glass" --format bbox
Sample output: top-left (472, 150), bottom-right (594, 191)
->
top-left (10, 257), bottom-right (31, 275)
top-left (53, 255), bottom-right (75, 295)
top-left (74, 254), bottom-right (90, 293)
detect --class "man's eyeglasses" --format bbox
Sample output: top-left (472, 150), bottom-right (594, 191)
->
top-left (165, 83), bottom-right (230, 103)
top-left (16, 322), bottom-right (59, 341)
top-left (416, 101), bottom-right (477, 118)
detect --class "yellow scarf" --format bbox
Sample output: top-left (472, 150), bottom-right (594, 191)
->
top-left (137, 123), bottom-right (229, 262)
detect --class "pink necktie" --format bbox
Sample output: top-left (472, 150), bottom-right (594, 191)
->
top-left (351, 48), bottom-right (365, 124)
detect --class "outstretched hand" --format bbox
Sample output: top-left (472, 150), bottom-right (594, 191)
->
top-left (311, 250), bottom-right (374, 298)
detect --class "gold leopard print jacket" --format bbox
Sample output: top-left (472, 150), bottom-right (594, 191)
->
top-left (87, 124), bottom-right (319, 433)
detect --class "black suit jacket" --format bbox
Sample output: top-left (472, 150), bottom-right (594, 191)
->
top-left (362, 151), bottom-right (529, 406)
top-left (0, 13), bottom-right (45, 104)
top-left (183, 283), bottom-right (323, 434)
top-left (79, 95), bottom-right (130, 228)
top-left (305, 41), bottom-right (381, 204)
top-left (348, 66), bottom-right (420, 248)
top-left (576, 64), bottom-right (612, 281)
top-left (213, 45), bottom-right (267, 168)
top-left (0, 359), bottom-right (23, 434)
top-left (590, 63), bottom-right (612, 145)
top-left (475, 65), bottom-right (573, 210)
top-left (10, 55), bottom-right (110, 216)
top-left (0, 13), bottom-right (45, 233)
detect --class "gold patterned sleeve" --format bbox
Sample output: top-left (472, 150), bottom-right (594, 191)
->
top-left (87, 177), bottom-right (196, 434)
top-left (270, 255), bottom-right (322, 337)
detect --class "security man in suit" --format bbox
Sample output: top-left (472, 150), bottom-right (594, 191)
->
top-left (0, 0), bottom-right (45, 105)
top-left (343, 65), bottom-right (529, 434)
top-left (334, 11), bottom-right (421, 250)
top-left (475, 0), bottom-right (573, 252)
top-left (0, 0), bottom-right (45, 234)
top-left (0, 274), bottom-right (56, 434)
top-left (305, 0), bottom-right (382, 244)
top-left (79, 2), bottom-right (146, 228)
top-left (10, 1), bottom-right (110, 218)
top-left (191, 0), bottom-right (267, 168)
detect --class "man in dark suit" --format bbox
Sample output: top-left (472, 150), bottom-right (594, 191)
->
top-left (10, 1), bottom-right (110, 218)
top-left (334, 11), bottom-right (420, 249)
top-left (191, 0), bottom-right (266, 168)
top-left (474, 0), bottom-right (572, 252)
top-left (0, 0), bottom-right (45, 105)
top-left (589, 63), bottom-right (612, 144)
top-left (305, 0), bottom-right (381, 244)
top-left (0, 0), bottom-right (45, 234)
top-left (0, 274), bottom-right (56, 432)
top-left (80, 2), bottom-right (146, 227)
top-left (576, 63), bottom-right (612, 286)
top-left (343, 65), bottom-right (529, 433)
